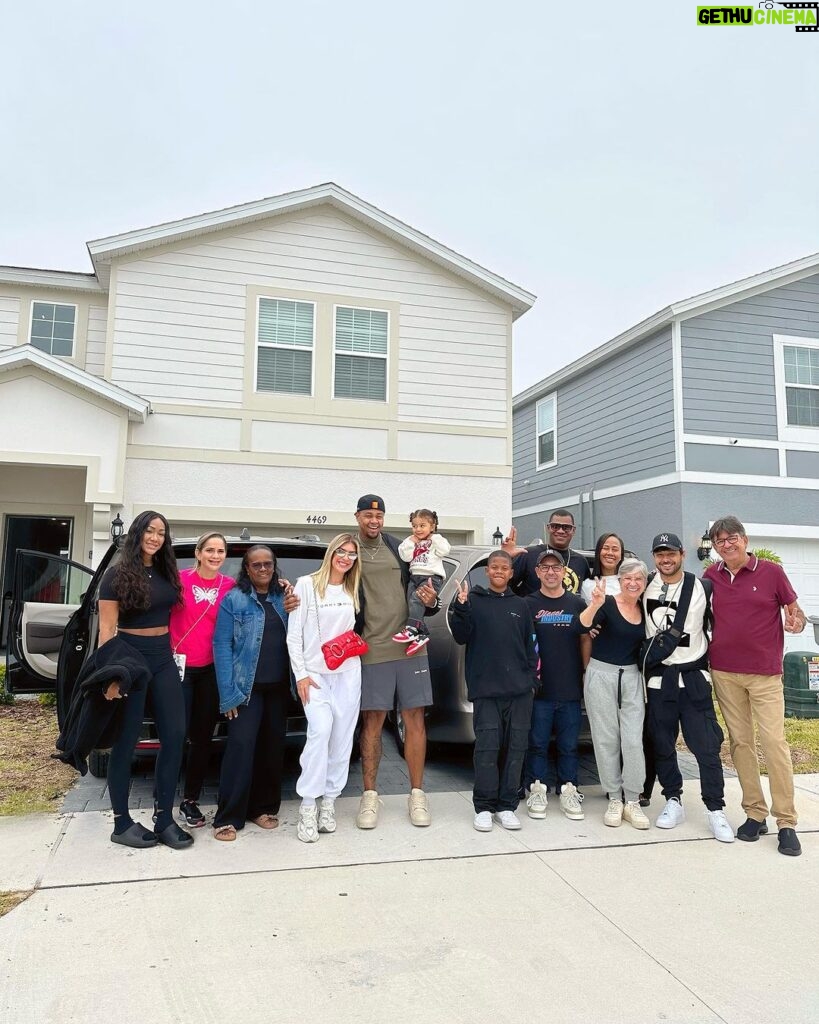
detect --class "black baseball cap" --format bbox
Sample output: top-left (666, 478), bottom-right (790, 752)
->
top-left (536, 547), bottom-right (566, 566)
top-left (651, 533), bottom-right (683, 552)
top-left (356, 494), bottom-right (386, 513)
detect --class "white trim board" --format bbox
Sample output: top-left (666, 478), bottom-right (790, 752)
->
top-left (736, 523), bottom-right (819, 540)
top-left (683, 433), bottom-right (819, 452)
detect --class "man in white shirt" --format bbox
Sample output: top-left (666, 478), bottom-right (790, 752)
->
top-left (643, 533), bottom-right (733, 843)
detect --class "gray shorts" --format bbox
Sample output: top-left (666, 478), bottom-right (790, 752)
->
top-left (361, 656), bottom-right (433, 712)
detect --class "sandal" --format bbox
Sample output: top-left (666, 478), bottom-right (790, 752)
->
top-left (214, 824), bottom-right (237, 842)
top-left (251, 814), bottom-right (279, 830)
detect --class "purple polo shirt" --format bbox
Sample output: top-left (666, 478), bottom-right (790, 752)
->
top-left (704, 555), bottom-right (798, 676)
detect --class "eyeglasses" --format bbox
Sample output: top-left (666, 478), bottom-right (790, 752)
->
top-left (249, 561), bottom-right (274, 570)
top-left (547, 523), bottom-right (575, 533)
top-left (334, 549), bottom-right (358, 561)
top-left (538, 565), bottom-right (564, 574)
top-left (712, 534), bottom-right (741, 549)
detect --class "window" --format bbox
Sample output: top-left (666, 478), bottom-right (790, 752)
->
top-left (783, 344), bottom-right (819, 427)
top-left (30, 302), bottom-right (76, 357)
top-left (333, 306), bottom-right (388, 401)
top-left (256, 297), bottom-right (314, 395)
top-left (536, 393), bottom-right (557, 467)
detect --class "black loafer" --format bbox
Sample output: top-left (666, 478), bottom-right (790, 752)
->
top-left (778, 827), bottom-right (802, 857)
top-left (111, 823), bottom-right (159, 848)
top-left (736, 817), bottom-right (768, 842)
top-left (155, 822), bottom-right (194, 850)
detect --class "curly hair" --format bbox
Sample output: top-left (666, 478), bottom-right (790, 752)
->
top-left (409, 508), bottom-right (439, 531)
top-left (111, 510), bottom-right (182, 611)
top-left (591, 533), bottom-right (625, 578)
top-left (235, 545), bottom-right (280, 594)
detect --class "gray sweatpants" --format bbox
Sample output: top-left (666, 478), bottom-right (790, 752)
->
top-left (584, 658), bottom-right (645, 804)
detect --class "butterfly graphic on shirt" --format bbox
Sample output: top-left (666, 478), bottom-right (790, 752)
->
top-left (646, 597), bottom-right (691, 648)
top-left (192, 585), bottom-right (219, 605)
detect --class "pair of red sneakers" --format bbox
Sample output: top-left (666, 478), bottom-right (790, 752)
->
top-left (392, 627), bottom-right (430, 656)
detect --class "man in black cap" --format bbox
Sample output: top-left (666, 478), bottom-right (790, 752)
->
top-left (643, 532), bottom-right (733, 843)
top-left (353, 494), bottom-right (439, 830)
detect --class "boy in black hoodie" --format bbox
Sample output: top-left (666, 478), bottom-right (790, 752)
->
top-left (450, 550), bottom-right (538, 831)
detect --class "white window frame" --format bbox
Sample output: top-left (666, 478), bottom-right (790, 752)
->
top-left (535, 392), bottom-right (557, 469)
top-left (773, 334), bottom-right (819, 443)
top-left (331, 304), bottom-right (389, 403)
top-left (254, 295), bottom-right (315, 397)
top-left (29, 300), bottom-right (77, 358)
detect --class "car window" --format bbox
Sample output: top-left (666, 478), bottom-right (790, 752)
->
top-left (16, 553), bottom-right (93, 605)
top-left (465, 557), bottom-right (489, 591)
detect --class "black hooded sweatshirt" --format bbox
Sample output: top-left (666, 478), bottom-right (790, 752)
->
top-left (450, 586), bottom-right (537, 701)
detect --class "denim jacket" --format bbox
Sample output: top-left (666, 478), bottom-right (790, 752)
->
top-left (212, 585), bottom-right (290, 713)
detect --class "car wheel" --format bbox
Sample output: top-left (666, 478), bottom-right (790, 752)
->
top-left (88, 749), bottom-right (110, 778)
top-left (393, 709), bottom-right (406, 760)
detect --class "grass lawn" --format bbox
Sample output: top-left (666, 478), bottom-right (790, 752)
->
top-left (0, 702), bottom-right (76, 815)
top-left (0, 890), bottom-right (33, 918)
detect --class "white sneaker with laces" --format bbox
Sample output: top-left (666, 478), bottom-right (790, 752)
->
top-left (318, 800), bottom-right (336, 833)
top-left (559, 783), bottom-right (585, 820)
top-left (604, 798), bottom-right (624, 827)
top-left (473, 811), bottom-right (493, 832)
top-left (525, 780), bottom-right (548, 819)
top-left (356, 790), bottom-right (380, 830)
top-left (493, 810), bottom-right (522, 830)
top-left (656, 798), bottom-right (685, 829)
top-left (707, 809), bottom-right (735, 843)
top-left (623, 800), bottom-right (651, 830)
top-left (297, 805), bottom-right (319, 843)
top-left (408, 788), bottom-right (431, 827)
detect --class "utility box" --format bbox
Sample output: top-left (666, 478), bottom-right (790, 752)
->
top-left (783, 652), bottom-right (819, 720)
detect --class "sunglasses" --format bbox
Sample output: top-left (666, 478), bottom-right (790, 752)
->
top-left (547, 523), bottom-right (575, 533)
top-left (334, 549), bottom-right (358, 561)
top-left (249, 561), bottom-right (274, 571)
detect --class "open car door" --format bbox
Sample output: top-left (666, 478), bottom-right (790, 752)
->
top-left (5, 549), bottom-right (95, 695)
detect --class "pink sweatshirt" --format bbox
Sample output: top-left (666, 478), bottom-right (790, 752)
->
top-left (169, 568), bottom-right (235, 668)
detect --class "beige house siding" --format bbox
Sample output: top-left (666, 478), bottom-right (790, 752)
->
top-left (84, 304), bottom-right (108, 377)
top-left (0, 295), bottom-right (20, 350)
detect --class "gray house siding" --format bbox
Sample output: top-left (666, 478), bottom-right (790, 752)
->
top-left (512, 327), bottom-right (676, 510)
top-left (787, 449), bottom-right (819, 478)
top-left (684, 443), bottom-right (779, 476)
top-left (681, 272), bottom-right (819, 439)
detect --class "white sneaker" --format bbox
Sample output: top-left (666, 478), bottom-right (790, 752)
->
top-left (656, 798), bottom-right (685, 830)
top-left (297, 805), bottom-right (319, 843)
top-left (707, 809), bottom-right (735, 843)
top-left (493, 810), bottom-right (522, 830)
top-left (559, 783), bottom-right (585, 820)
top-left (525, 780), bottom-right (548, 819)
top-left (408, 788), bottom-right (431, 827)
top-left (623, 800), bottom-right (651, 830)
top-left (318, 800), bottom-right (336, 833)
top-left (604, 798), bottom-right (624, 827)
top-left (473, 811), bottom-right (493, 832)
top-left (356, 790), bottom-right (380, 830)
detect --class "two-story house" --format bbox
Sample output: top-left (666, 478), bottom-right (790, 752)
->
top-left (0, 183), bottom-right (534, 605)
top-left (512, 253), bottom-right (819, 635)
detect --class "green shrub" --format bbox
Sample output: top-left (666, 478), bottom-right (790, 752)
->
top-left (37, 692), bottom-right (57, 708)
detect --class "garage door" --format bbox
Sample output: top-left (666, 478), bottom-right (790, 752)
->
top-left (749, 534), bottom-right (819, 655)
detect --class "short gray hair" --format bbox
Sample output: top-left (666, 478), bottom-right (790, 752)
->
top-left (618, 557), bottom-right (648, 580)
top-left (709, 516), bottom-right (746, 542)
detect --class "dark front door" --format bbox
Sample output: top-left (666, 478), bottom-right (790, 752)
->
top-left (1, 516), bottom-right (73, 646)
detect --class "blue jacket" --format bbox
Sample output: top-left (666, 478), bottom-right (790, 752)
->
top-left (213, 585), bottom-right (290, 713)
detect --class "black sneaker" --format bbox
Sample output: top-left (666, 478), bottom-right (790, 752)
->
top-left (778, 827), bottom-right (802, 857)
top-left (736, 817), bottom-right (768, 842)
top-left (179, 800), bottom-right (206, 828)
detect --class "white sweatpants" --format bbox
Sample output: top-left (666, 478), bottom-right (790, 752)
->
top-left (296, 665), bottom-right (362, 800)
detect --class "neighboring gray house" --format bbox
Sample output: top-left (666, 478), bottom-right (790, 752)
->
top-left (512, 253), bottom-right (819, 644)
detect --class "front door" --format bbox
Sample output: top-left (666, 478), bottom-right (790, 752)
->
top-left (1, 515), bottom-right (73, 646)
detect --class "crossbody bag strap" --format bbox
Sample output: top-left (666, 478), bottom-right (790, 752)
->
top-left (667, 572), bottom-right (696, 638)
top-left (311, 579), bottom-right (324, 646)
top-left (173, 574), bottom-right (224, 654)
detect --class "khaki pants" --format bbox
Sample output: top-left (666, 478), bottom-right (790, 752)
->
top-left (711, 670), bottom-right (796, 828)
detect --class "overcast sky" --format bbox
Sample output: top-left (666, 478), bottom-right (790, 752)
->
top-left (2, 1), bottom-right (817, 393)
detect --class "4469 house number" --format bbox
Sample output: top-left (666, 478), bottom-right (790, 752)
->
top-left (306, 515), bottom-right (327, 525)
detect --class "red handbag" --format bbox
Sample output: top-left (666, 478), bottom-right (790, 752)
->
top-left (321, 630), bottom-right (368, 670)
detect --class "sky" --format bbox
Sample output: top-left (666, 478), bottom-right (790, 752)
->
top-left (2, 1), bottom-right (818, 393)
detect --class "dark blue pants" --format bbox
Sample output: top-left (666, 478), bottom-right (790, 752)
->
top-left (647, 685), bottom-right (725, 811)
top-left (523, 699), bottom-right (582, 792)
top-left (108, 633), bottom-right (185, 830)
top-left (473, 691), bottom-right (533, 813)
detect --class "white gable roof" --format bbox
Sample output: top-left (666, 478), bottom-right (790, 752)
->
top-left (86, 182), bottom-right (536, 318)
top-left (0, 345), bottom-right (150, 422)
top-left (0, 266), bottom-right (104, 293)
top-left (514, 249), bottom-right (819, 408)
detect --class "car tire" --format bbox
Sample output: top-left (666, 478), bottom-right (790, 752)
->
top-left (88, 749), bottom-right (110, 778)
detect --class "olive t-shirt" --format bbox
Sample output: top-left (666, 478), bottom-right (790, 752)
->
top-left (359, 540), bottom-right (407, 665)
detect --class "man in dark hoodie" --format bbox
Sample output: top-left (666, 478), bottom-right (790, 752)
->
top-left (451, 550), bottom-right (538, 832)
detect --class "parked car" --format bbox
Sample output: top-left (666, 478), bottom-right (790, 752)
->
top-left (5, 538), bottom-right (596, 773)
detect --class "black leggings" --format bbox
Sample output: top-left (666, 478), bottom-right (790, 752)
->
top-left (108, 632), bottom-right (185, 831)
top-left (182, 663), bottom-right (220, 801)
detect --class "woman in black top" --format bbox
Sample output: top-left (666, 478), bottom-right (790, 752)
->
top-left (578, 557), bottom-right (650, 831)
top-left (98, 510), bottom-right (192, 850)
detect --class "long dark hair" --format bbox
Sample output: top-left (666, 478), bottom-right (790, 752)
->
top-left (111, 510), bottom-right (182, 611)
top-left (235, 545), bottom-right (279, 594)
top-left (591, 532), bottom-right (625, 577)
